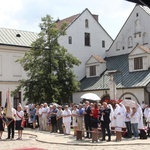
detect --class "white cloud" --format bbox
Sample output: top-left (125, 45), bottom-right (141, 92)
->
top-left (0, 0), bottom-right (135, 38)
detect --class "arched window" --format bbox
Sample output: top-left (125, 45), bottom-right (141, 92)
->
top-left (143, 32), bottom-right (148, 44)
top-left (128, 36), bottom-right (133, 48)
top-left (135, 19), bottom-right (141, 33)
top-left (85, 19), bottom-right (89, 28)
top-left (116, 41), bottom-right (120, 51)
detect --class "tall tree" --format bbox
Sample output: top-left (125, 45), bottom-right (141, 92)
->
top-left (13, 15), bottom-right (81, 104)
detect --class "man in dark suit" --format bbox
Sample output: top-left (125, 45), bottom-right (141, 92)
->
top-left (100, 102), bottom-right (111, 141)
top-left (84, 101), bottom-right (92, 138)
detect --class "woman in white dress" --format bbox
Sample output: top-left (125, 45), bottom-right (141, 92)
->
top-left (72, 105), bottom-right (78, 136)
top-left (137, 104), bottom-right (144, 130)
top-left (16, 104), bottom-right (24, 140)
top-left (62, 105), bottom-right (72, 135)
top-left (114, 103), bottom-right (126, 141)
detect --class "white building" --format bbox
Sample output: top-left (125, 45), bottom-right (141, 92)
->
top-left (0, 28), bottom-right (38, 108)
top-left (58, 8), bottom-right (113, 80)
top-left (73, 5), bottom-right (150, 105)
top-left (0, 9), bottom-right (113, 107)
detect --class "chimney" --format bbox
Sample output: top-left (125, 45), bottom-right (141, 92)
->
top-left (92, 14), bottom-right (99, 22)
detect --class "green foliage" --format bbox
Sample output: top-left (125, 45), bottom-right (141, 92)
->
top-left (13, 15), bottom-right (81, 104)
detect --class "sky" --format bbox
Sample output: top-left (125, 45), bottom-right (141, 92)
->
top-left (0, 0), bottom-right (135, 39)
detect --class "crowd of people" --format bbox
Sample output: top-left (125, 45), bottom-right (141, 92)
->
top-left (0, 100), bottom-right (150, 142)
top-left (0, 104), bottom-right (24, 140)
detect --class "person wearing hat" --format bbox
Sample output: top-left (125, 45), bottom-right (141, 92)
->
top-left (62, 105), bottom-right (72, 135)
top-left (56, 105), bottom-right (63, 134)
top-left (77, 104), bottom-right (84, 131)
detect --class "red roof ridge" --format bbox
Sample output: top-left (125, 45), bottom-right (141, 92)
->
top-left (138, 45), bottom-right (150, 53)
top-left (92, 55), bottom-right (106, 63)
top-left (56, 14), bottom-right (79, 29)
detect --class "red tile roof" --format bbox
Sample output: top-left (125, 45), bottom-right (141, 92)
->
top-left (56, 14), bottom-right (79, 29)
top-left (139, 45), bottom-right (150, 53)
top-left (92, 55), bottom-right (106, 63)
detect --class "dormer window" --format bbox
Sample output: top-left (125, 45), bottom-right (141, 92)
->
top-left (134, 57), bottom-right (143, 70)
top-left (85, 19), bottom-right (89, 28)
top-left (90, 65), bottom-right (96, 76)
top-left (16, 34), bottom-right (21, 37)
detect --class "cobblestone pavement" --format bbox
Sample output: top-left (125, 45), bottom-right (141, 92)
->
top-left (1, 130), bottom-right (150, 150)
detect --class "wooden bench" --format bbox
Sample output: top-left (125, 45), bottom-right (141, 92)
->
top-left (76, 128), bottom-right (102, 142)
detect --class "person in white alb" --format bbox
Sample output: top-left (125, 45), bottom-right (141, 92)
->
top-left (16, 104), bottom-right (24, 140)
top-left (42, 103), bottom-right (49, 131)
top-left (114, 104), bottom-right (126, 141)
top-left (62, 105), bottom-right (72, 135)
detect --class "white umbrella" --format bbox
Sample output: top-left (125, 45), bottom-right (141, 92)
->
top-left (81, 93), bottom-right (101, 101)
top-left (121, 99), bottom-right (137, 108)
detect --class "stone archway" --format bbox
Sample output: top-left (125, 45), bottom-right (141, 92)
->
top-left (119, 92), bottom-right (139, 103)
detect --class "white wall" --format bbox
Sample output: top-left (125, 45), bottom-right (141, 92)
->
top-left (107, 6), bottom-right (150, 57)
top-left (116, 88), bottom-right (144, 104)
top-left (73, 88), bottom-right (145, 104)
top-left (0, 45), bottom-right (28, 107)
top-left (58, 9), bottom-right (112, 80)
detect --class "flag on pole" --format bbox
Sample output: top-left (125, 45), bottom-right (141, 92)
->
top-left (2, 89), bottom-right (14, 126)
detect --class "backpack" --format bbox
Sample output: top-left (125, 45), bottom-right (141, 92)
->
top-left (139, 129), bottom-right (147, 139)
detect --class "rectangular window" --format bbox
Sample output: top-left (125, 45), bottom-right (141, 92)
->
top-left (68, 36), bottom-right (72, 44)
top-left (13, 92), bottom-right (21, 109)
top-left (90, 65), bottom-right (96, 76)
top-left (13, 56), bottom-right (22, 77)
top-left (102, 40), bottom-right (105, 48)
top-left (85, 33), bottom-right (90, 46)
top-left (134, 57), bottom-right (143, 70)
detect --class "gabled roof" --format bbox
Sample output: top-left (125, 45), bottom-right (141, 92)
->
top-left (107, 5), bottom-right (150, 52)
top-left (86, 55), bottom-right (106, 64)
top-left (80, 54), bottom-right (150, 91)
top-left (126, 0), bottom-right (150, 8)
top-left (0, 28), bottom-right (38, 48)
top-left (138, 45), bottom-right (150, 53)
top-left (129, 45), bottom-right (150, 55)
top-left (56, 14), bottom-right (79, 29)
top-left (92, 55), bottom-right (106, 63)
top-left (56, 8), bottom-right (113, 41)
top-left (140, 5), bottom-right (150, 15)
